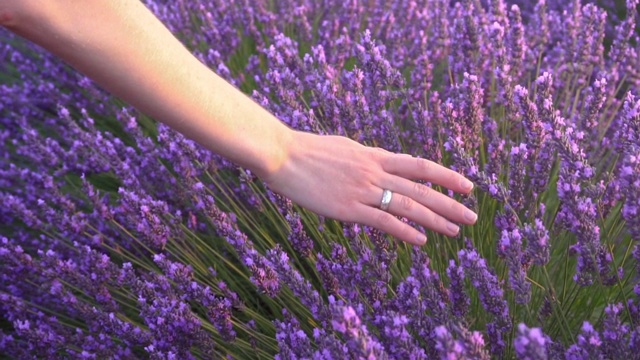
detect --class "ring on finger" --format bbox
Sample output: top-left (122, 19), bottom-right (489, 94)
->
top-left (379, 189), bottom-right (393, 211)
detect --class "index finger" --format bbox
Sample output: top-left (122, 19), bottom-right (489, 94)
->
top-left (381, 154), bottom-right (474, 194)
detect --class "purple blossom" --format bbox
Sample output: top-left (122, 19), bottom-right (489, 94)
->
top-left (507, 142), bottom-right (528, 210)
top-left (285, 211), bottom-right (314, 257)
top-left (393, 249), bottom-right (450, 350)
top-left (523, 217), bottom-right (550, 266)
top-left (458, 246), bottom-right (511, 355)
top-left (617, 93), bottom-right (640, 242)
top-left (372, 311), bottom-right (427, 360)
top-left (446, 259), bottom-right (469, 319)
top-left (601, 303), bottom-right (631, 359)
top-left (498, 228), bottom-right (531, 304)
top-left (434, 326), bottom-right (465, 360)
top-left (153, 254), bottom-right (239, 342)
top-left (507, 5), bottom-right (526, 78)
top-left (514, 324), bottom-right (547, 360)
top-left (267, 246), bottom-right (331, 325)
top-left (565, 322), bottom-right (604, 360)
top-left (330, 303), bottom-right (389, 359)
top-left (434, 325), bottom-right (490, 360)
top-left (274, 310), bottom-right (313, 359)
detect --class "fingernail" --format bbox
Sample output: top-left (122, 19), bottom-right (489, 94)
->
top-left (461, 179), bottom-right (474, 191)
top-left (416, 234), bottom-right (427, 245)
top-left (464, 209), bottom-right (478, 223)
top-left (447, 222), bottom-right (460, 235)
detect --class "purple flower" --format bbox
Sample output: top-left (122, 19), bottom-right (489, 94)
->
top-left (514, 324), bottom-right (547, 360)
top-left (434, 324), bottom-right (489, 360)
top-left (267, 246), bottom-right (331, 325)
top-left (507, 142), bottom-right (529, 210)
top-left (285, 211), bottom-right (314, 257)
top-left (498, 228), bottom-right (531, 304)
top-left (523, 217), bottom-right (550, 266)
top-left (507, 5), bottom-right (526, 78)
top-left (330, 303), bottom-right (389, 359)
top-left (458, 246), bottom-right (511, 355)
top-left (446, 259), bottom-right (469, 319)
top-left (601, 303), bottom-right (632, 359)
top-left (275, 310), bottom-right (313, 359)
top-left (393, 249), bottom-right (450, 347)
top-left (434, 326), bottom-right (465, 360)
top-left (373, 311), bottom-right (427, 360)
top-left (565, 322), bottom-right (604, 360)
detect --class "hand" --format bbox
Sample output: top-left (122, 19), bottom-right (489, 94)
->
top-left (263, 131), bottom-right (478, 245)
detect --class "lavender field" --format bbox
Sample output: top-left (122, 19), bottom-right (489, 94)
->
top-left (1, 0), bottom-right (640, 358)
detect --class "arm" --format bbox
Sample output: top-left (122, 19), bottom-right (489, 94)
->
top-left (0, 0), bottom-right (477, 245)
top-left (1, 0), bottom-right (290, 178)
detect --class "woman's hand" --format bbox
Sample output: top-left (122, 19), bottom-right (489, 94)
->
top-left (264, 131), bottom-right (478, 245)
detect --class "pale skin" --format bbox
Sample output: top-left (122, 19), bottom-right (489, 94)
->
top-left (0, 0), bottom-right (478, 245)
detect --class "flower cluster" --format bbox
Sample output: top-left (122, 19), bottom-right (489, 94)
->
top-left (1, 0), bottom-right (640, 358)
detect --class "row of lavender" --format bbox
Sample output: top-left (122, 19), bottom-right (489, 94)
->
top-left (1, 0), bottom-right (639, 358)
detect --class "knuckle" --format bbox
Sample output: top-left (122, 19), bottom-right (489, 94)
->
top-left (451, 200), bottom-right (463, 213)
top-left (416, 158), bottom-right (431, 172)
top-left (450, 172), bottom-right (462, 186)
top-left (413, 182), bottom-right (431, 199)
top-left (396, 225), bottom-right (413, 242)
top-left (336, 200), bottom-right (361, 222)
top-left (430, 212), bottom-right (443, 229)
top-left (367, 148), bottom-right (383, 162)
top-left (334, 206), bottom-right (352, 222)
top-left (400, 195), bottom-right (414, 211)
top-left (366, 149), bottom-right (377, 161)
top-left (376, 211), bottom-right (395, 227)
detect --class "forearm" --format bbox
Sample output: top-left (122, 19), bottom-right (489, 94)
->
top-left (2, 0), bottom-right (292, 178)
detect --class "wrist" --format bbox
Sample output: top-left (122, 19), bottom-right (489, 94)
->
top-left (251, 124), bottom-right (297, 181)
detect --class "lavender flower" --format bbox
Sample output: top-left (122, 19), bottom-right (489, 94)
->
top-left (446, 259), bottom-right (469, 319)
top-left (373, 310), bottom-right (427, 360)
top-left (458, 246), bottom-right (511, 355)
top-left (565, 322), bottom-right (604, 360)
top-left (498, 228), bottom-right (531, 304)
top-left (434, 326), bottom-right (465, 360)
top-left (434, 325), bottom-right (490, 360)
top-left (267, 246), bottom-right (331, 325)
top-left (330, 304), bottom-right (389, 359)
top-left (523, 217), bottom-right (550, 266)
top-left (514, 324), bottom-right (547, 360)
top-left (274, 310), bottom-right (313, 360)
top-left (601, 303), bottom-right (631, 359)
top-left (393, 249), bottom-right (450, 349)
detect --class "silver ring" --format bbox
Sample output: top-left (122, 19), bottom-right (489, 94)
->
top-left (380, 189), bottom-right (393, 211)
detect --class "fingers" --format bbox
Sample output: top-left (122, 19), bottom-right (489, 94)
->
top-left (378, 177), bottom-right (478, 225)
top-left (359, 185), bottom-right (470, 245)
top-left (355, 204), bottom-right (428, 245)
top-left (354, 149), bottom-right (479, 246)
top-left (388, 192), bottom-right (461, 236)
top-left (359, 156), bottom-right (478, 245)
top-left (380, 154), bottom-right (474, 194)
